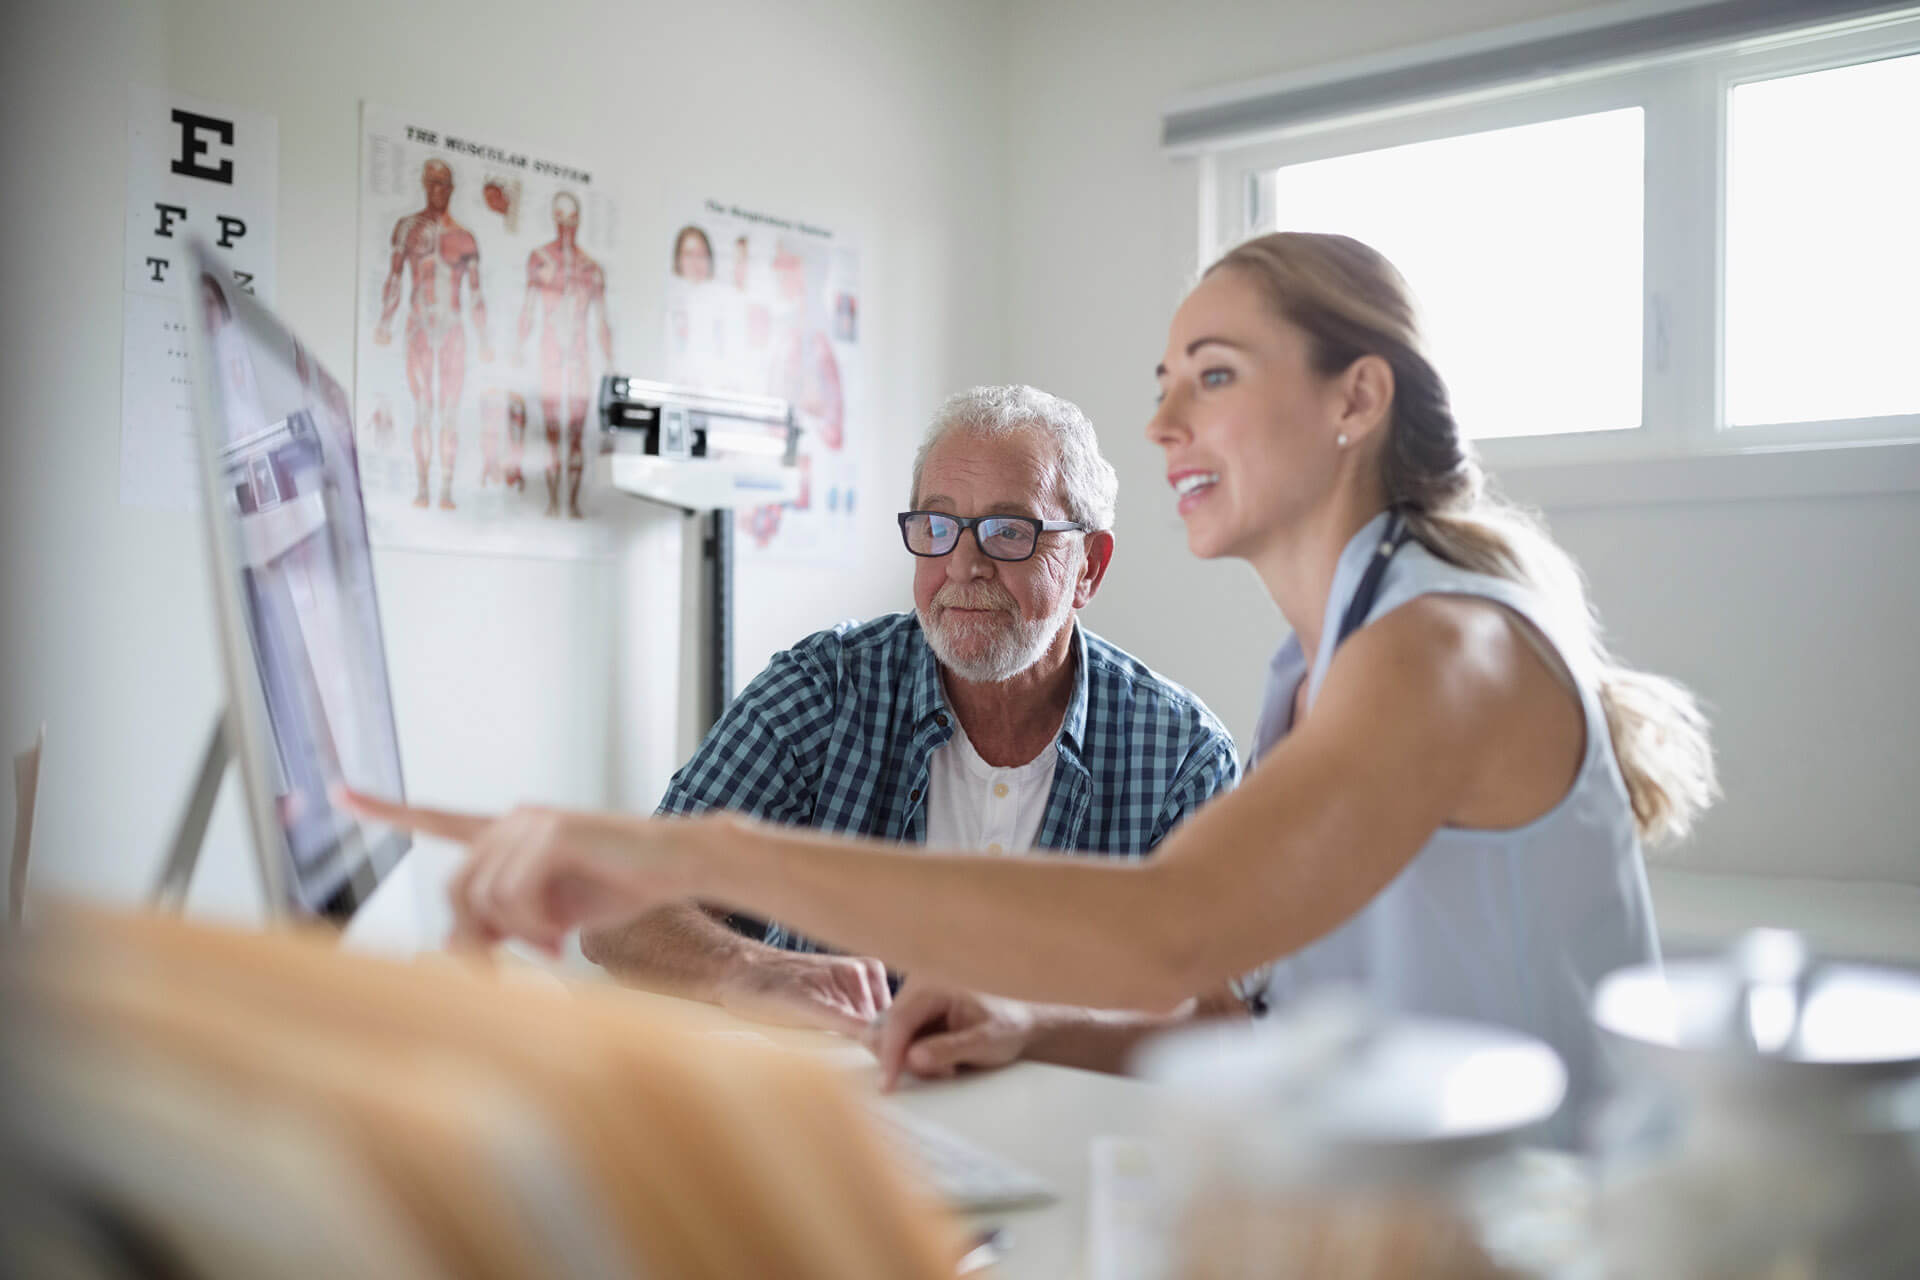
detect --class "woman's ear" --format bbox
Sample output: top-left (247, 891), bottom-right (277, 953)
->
top-left (1336, 354), bottom-right (1396, 444)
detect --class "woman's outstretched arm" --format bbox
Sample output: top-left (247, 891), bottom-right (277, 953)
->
top-left (353, 597), bottom-right (1547, 1010)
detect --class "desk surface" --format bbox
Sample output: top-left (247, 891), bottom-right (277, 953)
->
top-left (596, 985), bottom-right (1158, 1280)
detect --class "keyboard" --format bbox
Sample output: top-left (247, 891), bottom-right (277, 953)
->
top-left (866, 1101), bottom-right (1058, 1212)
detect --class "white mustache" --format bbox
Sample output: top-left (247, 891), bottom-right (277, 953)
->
top-left (934, 589), bottom-right (1015, 613)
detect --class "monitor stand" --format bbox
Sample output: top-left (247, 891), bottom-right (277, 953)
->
top-left (148, 709), bottom-right (288, 919)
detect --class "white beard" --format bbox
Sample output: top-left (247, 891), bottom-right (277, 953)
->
top-left (920, 586), bottom-right (1077, 685)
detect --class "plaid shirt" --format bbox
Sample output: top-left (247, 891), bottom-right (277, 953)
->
top-left (658, 612), bottom-right (1240, 952)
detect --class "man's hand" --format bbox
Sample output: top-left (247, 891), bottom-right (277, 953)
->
top-left (712, 948), bottom-right (892, 1039)
top-left (869, 977), bottom-right (1038, 1091)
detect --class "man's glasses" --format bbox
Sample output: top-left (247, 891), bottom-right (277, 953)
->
top-left (897, 511), bottom-right (1089, 563)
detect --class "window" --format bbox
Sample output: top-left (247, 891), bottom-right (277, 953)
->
top-left (1197, 10), bottom-right (1920, 472)
top-left (1725, 51), bottom-right (1920, 428)
top-left (1257, 109), bottom-right (1643, 440)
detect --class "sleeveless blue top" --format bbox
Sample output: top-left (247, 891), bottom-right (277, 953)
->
top-left (1248, 512), bottom-right (1661, 1125)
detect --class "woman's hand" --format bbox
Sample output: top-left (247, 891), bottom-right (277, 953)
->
top-left (342, 789), bottom-right (695, 954)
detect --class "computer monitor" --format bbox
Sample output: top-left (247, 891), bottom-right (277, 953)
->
top-left (181, 240), bottom-right (409, 921)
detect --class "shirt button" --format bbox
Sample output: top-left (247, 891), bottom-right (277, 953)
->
top-left (993, 782), bottom-right (1009, 799)
top-left (909, 788), bottom-right (921, 801)
top-left (935, 713), bottom-right (948, 727)
top-left (987, 842), bottom-right (1003, 854)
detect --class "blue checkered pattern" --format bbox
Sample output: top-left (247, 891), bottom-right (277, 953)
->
top-left (658, 612), bottom-right (1239, 952)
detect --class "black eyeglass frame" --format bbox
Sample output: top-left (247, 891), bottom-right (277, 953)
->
top-left (896, 510), bottom-right (1091, 563)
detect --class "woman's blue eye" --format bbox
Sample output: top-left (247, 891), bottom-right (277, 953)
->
top-left (1200, 368), bottom-right (1233, 388)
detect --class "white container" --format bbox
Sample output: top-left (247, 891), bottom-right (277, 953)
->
top-left (1134, 994), bottom-right (1583, 1279)
top-left (1590, 929), bottom-right (1920, 1279)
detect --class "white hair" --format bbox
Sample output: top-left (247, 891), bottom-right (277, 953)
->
top-left (910, 385), bottom-right (1118, 530)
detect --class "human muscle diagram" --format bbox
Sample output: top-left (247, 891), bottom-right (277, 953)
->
top-left (356, 107), bottom-right (621, 558)
top-left (517, 193), bottom-right (611, 521)
top-left (374, 159), bottom-right (491, 512)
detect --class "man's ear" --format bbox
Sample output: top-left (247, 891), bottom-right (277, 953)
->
top-left (1074, 530), bottom-right (1115, 609)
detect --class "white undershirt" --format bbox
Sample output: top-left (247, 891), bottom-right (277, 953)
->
top-left (924, 718), bottom-right (1058, 855)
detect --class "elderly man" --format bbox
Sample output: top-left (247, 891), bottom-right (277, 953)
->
top-left (582, 385), bottom-right (1239, 1077)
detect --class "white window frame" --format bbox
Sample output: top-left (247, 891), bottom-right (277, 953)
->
top-left (1196, 13), bottom-right (1920, 503)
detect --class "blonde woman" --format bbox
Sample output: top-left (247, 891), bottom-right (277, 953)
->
top-left (353, 232), bottom-right (1715, 1123)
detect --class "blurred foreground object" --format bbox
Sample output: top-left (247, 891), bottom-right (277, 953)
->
top-left (1591, 928), bottom-right (1920, 1279)
top-left (1134, 993), bottom-right (1581, 1279)
top-left (0, 904), bottom-right (957, 1279)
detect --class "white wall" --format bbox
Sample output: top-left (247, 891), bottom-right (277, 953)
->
top-left (0, 0), bottom-right (1007, 920)
top-left (1538, 494), bottom-right (1920, 883)
top-left (999, 0), bottom-right (1920, 893)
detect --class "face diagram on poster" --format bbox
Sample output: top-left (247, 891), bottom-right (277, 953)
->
top-left (356, 106), bottom-right (621, 559)
top-left (662, 201), bottom-right (862, 563)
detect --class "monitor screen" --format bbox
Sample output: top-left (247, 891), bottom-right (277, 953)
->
top-left (186, 243), bottom-right (409, 919)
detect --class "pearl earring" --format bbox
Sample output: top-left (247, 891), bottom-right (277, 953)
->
top-left (1336, 432), bottom-right (1350, 447)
